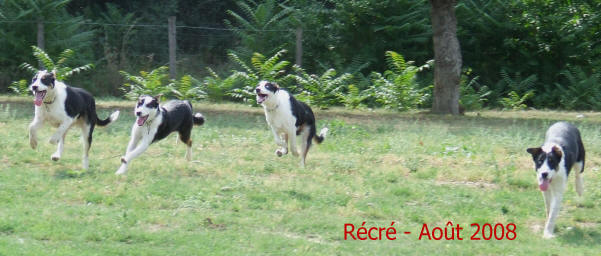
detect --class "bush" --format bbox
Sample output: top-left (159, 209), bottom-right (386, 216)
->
top-left (228, 49), bottom-right (296, 104)
top-left (120, 66), bottom-right (173, 100)
top-left (292, 66), bottom-right (354, 109)
top-left (370, 51), bottom-right (431, 111)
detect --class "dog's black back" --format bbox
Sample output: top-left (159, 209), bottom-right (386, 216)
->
top-left (152, 100), bottom-right (203, 143)
top-left (544, 122), bottom-right (585, 175)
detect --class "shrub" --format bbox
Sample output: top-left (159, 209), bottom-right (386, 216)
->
top-left (292, 66), bottom-right (354, 109)
top-left (499, 90), bottom-right (534, 110)
top-left (228, 49), bottom-right (296, 104)
top-left (554, 66), bottom-right (601, 110)
top-left (120, 66), bottom-right (173, 100)
top-left (10, 46), bottom-right (94, 95)
top-left (370, 51), bottom-right (431, 111)
top-left (459, 74), bottom-right (491, 111)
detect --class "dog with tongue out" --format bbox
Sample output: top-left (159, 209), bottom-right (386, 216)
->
top-left (526, 121), bottom-right (585, 239)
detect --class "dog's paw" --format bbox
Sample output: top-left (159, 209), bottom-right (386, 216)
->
top-left (115, 165), bottom-right (127, 175)
top-left (29, 138), bottom-right (38, 149)
top-left (51, 153), bottom-right (60, 161)
top-left (542, 232), bottom-right (555, 239)
top-left (275, 148), bottom-right (288, 157)
top-left (48, 135), bottom-right (60, 145)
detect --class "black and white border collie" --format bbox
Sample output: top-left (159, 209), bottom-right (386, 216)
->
top-left (115, 95), bottom-right (205, 175)
top-left (255, 81), bottom-right (328, 167)
top-left (28, 70), bottom-right (120, 170)
top-left (526, 121), bottom-right (585, 238)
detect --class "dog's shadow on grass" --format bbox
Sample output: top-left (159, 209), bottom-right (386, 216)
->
top-left (54, 168), bottom-right (94, 179)
top-left (558, 226), bottom-right (601, 246)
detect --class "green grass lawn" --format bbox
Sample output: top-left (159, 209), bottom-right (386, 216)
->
top-left (0, 96), bottom-right (600, 255)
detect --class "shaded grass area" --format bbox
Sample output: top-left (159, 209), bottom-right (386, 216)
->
top-left (0, 97), bottom-right (600, 255)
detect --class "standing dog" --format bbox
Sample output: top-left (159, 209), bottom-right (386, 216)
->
top-left (115, 95), bottom-right (204, 175)
top-left (526, 121), bottom-right (585, 238)
top-left (28, 70), bottom-right (120, 170)
top-left (255, 81), bottom-right (328, 167)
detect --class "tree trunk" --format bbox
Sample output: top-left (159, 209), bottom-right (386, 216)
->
top-left (430, 0), bottom-right (462, 115)
top-left (168, 16), bottom-right (177, 80)
top-left (37, 21), bottom-right (45, 69)
top-left (295, 27), bottom-right (303, 67)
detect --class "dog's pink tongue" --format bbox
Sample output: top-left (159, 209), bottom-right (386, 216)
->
top-left (136, 116), bottom-right (146, 126)
top-left (34, 92), bottom-right (43, 106)
top-left (539, 180), bottom-right (549, 191)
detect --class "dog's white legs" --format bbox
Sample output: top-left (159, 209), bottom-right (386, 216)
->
top-left (542, 190), bottom-right (551, 217)
top-left (574, 161), bottom-right (584, 197)
top-left (80, 124), bottom-right (92, 170)
top-left (272, 129), bottom-right (288, 157)
top-left (185, 141), bottom-right (192, 161)
top-left (288, 128), bottom-right (299, 157)
top-left (49, 119), bottom-right (74, 145)
top-left (299, 126), bottom-right (311, 168)
top-left (51, 133), bottom-right (67, 161)
top-left (28, 118), bottom-right (44, 149)
top-left (116, 137), bottom-right (151, 175)
top-left (543, 183), bottom-right (566, 239)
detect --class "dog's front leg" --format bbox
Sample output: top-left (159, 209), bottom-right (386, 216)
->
top-left (543, 186), bottom-right (566, 239)
top-left (272, 129), bottom-right (287, 157)
top-left (116, 137), bottom-right (152, 175)
top-left (28, 117), bottom-right (44, 149)
top-left (49, 118), bottom-right (74, 145)
top-left (542, 190), bottom-right (551, 217)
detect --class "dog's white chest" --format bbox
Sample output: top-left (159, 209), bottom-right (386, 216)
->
top-left (265, 110), bottom-right (294, 132)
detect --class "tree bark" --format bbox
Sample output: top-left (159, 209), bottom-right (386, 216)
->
top-left (295, 27), bottom-right (303, 67)
top-left (430, 0), bottom-right (462, 115)
top-left (168, 16), bottom-right (177, 80)
top-left (37, 21), bottom-right (45, 69)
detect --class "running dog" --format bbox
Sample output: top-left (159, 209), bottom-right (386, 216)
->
top-left (115, 95), bottom-right (204, 175)
top-left (526, 121), bottom-right (585, 238)
top-left (28, 70), bottom-right (120, 170)
top-left (255, 81), bottom-right (328, 167)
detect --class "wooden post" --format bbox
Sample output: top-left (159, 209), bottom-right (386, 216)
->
top-left (37, 21), bottom-right (45, 68)
top-left (168, 16), bottom-right (177, 80)
top-left (295, 27), bottom-right (302, 67)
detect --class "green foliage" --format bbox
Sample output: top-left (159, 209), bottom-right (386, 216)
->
top-left (225, 0), bottom-right (293, 58)
top-left (202, 68), bottom-right (242, 102)
top-left (499, 90), bottom-right (534, 110)
top-left (339, 84), bottom-right (372, 109)
top-left (9, 80), bottom-right (29, 96)
top-left (459, 74), bottom-right (491, 111)
top-left (120, 66), bottom-right (173, 100)
top-left (554, 67), bottom-right (601, 110)
top-left (228, 49), bottom-right (295, 104)
top-left (19, 46), bottom-right (94, 81)
top-left (370, 51), bottom-right (431, 111)
top-left (293, 66), bottom-right (353, 109)
top-left (171, 75), bottom-right (206, 101)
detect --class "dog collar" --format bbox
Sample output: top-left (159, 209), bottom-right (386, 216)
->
top-left (43, 95), bottom-right (55, 105)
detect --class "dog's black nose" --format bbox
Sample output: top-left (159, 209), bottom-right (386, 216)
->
top-left (32, 85), bottom-right (38, 91)
top-left (541, 172), bottom-right (549, 179)
top-left (255, 88), bottom-right (261, 93)
top-left (135, 111), bottom-right (141, 116)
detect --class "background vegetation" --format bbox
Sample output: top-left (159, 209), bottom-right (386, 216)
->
top-left (1, 0), bottom-right (601, 111)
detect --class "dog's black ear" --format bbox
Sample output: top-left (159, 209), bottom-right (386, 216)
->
top-left (41, 71), bottom-right (56, 88)
top-left (551, 146), bottom-right (563, 158)
top-left (526, 147), bottom-right (542, 157)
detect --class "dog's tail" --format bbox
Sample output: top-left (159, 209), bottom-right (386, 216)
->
top-left (96, 110), bottom-right (120, 126)
top-left (193, 113), bottom-right (205, 126)
top-left (313, 126), bottom-right (328, 144)
top-left (185, 100), bottom-right (204, 126)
